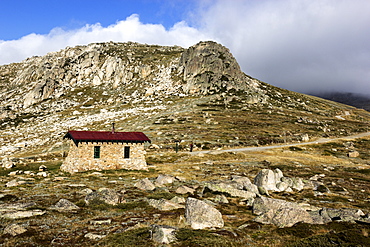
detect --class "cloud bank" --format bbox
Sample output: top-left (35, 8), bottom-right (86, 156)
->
top-left (197, 0), bottom-right (370, 94)
top-left (0, 14), bottom-right (212, 65)
top-left (1, 0), bottom-right (370, 95)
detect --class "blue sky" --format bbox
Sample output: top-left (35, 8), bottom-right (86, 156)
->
top-left (0, 0), bottom-right (197, 40)
top-left (1, 0), bottom-right (370, 95)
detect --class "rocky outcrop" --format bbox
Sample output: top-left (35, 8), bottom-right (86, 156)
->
top-left (254, 168), bottom-right (305, 192)
top-left (0, 41), bottom-right (271, 159)
top-left (179, 41), bottom-right (267, 101)
top-left (0, 41), bottom-right (266, 114)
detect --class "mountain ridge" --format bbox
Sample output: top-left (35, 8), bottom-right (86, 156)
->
top-left (0, 41), bottom-right (369, 159)
top-left (310, 92), bottom-right (370, 111)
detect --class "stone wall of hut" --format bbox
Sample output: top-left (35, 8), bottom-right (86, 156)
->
top-left (60, 140), bottom-right (148, 173)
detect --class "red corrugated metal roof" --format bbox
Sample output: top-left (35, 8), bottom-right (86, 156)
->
top-left (64, 130), bottom-right (151, 143)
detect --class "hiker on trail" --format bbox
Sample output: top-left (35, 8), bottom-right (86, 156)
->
top-left (190, 143), bottom-right (193, 152)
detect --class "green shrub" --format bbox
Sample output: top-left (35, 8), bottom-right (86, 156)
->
top-left (102, 227), bottom-right (153, 247)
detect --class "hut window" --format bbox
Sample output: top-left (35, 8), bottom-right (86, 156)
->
top-left (124, 146), bottom-right (130, 159)
top-left (94, 146), bottom-right (101, 159)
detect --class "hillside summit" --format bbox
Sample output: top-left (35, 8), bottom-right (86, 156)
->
top-left (0, 41), bottom-right (369, 158)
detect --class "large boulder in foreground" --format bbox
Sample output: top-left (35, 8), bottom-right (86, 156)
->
top-left (253, 196), bottom-right (313, 228)
top-left (185, 197), bottom-right (224, 229)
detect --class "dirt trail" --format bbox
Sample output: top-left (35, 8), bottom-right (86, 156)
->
top-left (192, 131), bottom-right (370, 155)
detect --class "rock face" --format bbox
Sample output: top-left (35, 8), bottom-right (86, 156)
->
top-left (185, 197), bottom-right (224, 229)
top-left (0, 41), bottom-right (266, 111)
top-left (179, 41), bottom-right (266, 101)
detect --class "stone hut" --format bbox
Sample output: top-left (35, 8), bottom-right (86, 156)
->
top-left (60, 127), bottom-right (151, 173)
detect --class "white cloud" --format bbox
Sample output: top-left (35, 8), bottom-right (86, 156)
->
top-left (0, 14), bottom-right (211, 65)
top-left (195, 0), bottom-right (370, 94)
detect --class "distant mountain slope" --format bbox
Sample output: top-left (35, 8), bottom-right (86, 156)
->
top-left (311, 92), bottom-right (370, 111)
top-left (1, 41), bottom-right (370, 158)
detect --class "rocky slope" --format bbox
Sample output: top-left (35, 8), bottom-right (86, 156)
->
top-left (0, 41), bottom-right (370, 246)
top-left (0, 41), bottom-right (369, 159)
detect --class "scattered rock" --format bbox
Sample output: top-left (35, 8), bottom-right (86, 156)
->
top-left (156, 174), bottom-right (175, 186)
top-left (5, 179), bottom-right (28, 187)
top-left (90, 219), bottom-right (112, 225)
top-left (39, 165), bottom-right (47, 171)
top-left (134, 178), bottom-right (156, 191)
top-left (175, 185), bottom-right (195, 195)
top-left (151, 225), bottom-right (177, 244)
top-left (205, 181), bottom-right (256, 199)
top-left (243, 183), bottom-right (260, 194)
top-left (324, 208), bottom-right (365, 222)
top-left (253, 196), bottom-right (313, 228)
top-left (348, 151), bottom-right (360, 157)
top-left (230, 175), bottom-right (252, 185)
top-left (254, 169), bottom-right (278, 191)
top-left (3, 224), bottom-right (27, 236)
top-left (1, 210), bottom-right (46, 219)
top-left (79, 188), bottom-right (94, 195)
top-left (53, 177), bottom-right (69, 181)
top-left (1, 157), bottom-right (15, 169)
top-left (290, 177), bottom-right (304, 191)
top-left (309, 207), bottom-right (365, 224)
top-left (213, 194), bottom-right (229, 204)
top-left (253, 169), bottom-right (304, 192)
top-left (276, 181), bottom-right (290, 192)
top-left (148, 199), bottom-right (184, 211)
top-left (67, 183), bottom-right (87, 188)
top-left (50, 199), bottom-right (80, 212)
top-left (149, 144), bottom-right (161, 149)
top-left (170, 196), bottom-right (186, 204)
top-left (185, 197), bottom-right (224, 229)
top-left (85, 188), bottom-right (123, 205)
top-left (8, 170), bottom-right (21, 176)
top-left (36, 171), bottom-right (49, 177)
top-left (84, 232), bottom-right (106, 240)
